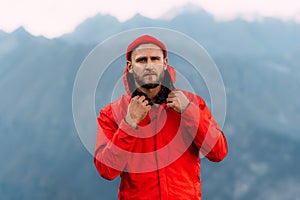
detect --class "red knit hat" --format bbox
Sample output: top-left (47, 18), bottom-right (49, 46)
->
top-left (126, 35), bottom-right (167, 61)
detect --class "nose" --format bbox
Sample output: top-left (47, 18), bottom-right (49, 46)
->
top-left (144, 58), bottom-right (155, 69)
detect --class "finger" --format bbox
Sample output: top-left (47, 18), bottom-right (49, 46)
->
top-left (130, 95), bottom-right (139, 103)
top-left (168, 92), bottom-right (176, 98)
top-left (132, 95), bottom-right (140, 100)
top-left (137, 95), bottom-right (146, 103)
top-left (172, 90), bottom-right (183, 96)
top-left (145, 105), bottom-right (152, 111)
top-left (166, 102), bottom-right (175, 108)
top-left (141, 100), bottom-right (149, 106)
top-left (167, 97), bottom-right (177, 103)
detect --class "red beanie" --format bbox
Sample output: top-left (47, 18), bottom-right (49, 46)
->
top-left (126, 35), bottom-right (167, 61)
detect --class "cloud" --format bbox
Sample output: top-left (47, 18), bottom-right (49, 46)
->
top-left (0, 0), bottom-right (299, 38)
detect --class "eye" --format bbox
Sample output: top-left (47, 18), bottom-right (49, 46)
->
top-left (151, 56), bottom-right (161, 61)
top-left (136, 57), bottom-right (147, 63)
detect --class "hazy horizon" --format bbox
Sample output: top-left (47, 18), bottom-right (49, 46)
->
top-left (1, 0), bottom-right (300, 38)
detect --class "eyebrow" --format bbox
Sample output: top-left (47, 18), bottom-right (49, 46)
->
top-left (135, 56), bottom-right (146, 62)
top-left (135, 56), bottom-right (161, 62)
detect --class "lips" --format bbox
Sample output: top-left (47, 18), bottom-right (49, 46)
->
top-left (144, 73), bottom-right (157, 76)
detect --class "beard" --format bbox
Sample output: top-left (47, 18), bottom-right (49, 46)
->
top-left (132, 69), bottom-right (165, 89)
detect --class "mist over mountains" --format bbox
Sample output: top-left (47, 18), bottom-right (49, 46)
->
top-left (1, 5), bottom-right (300, 199)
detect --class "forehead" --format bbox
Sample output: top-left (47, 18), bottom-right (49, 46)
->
top-left (132, 43), bottom-right (163, 57)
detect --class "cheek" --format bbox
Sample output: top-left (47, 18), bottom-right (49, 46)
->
top-left (158, 69), bottom-right (165, 77)
top-left (131, 65), bottom-right (143, 73)
top-left (134, 68), bottom-right (144, 76)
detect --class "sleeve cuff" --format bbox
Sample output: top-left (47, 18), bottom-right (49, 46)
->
top-left (118, 119), bottom-right (140, 138)
top-left (181, 102), bottom-right (201, 123)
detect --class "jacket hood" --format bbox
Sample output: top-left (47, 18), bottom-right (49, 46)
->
top-left (126, 35), bottom-right (167, 61)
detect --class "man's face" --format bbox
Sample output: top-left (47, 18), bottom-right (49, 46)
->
top-left (127, 43), bottom-right (168, 89)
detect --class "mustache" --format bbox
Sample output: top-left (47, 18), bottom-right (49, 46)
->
top-left (143, 72), bottom-right (157, 76)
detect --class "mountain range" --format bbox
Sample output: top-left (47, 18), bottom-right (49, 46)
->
top-left (0, 5), bottom-right (300, 199)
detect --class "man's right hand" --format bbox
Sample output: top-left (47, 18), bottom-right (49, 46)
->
top-left (125, 95), bottom-right (151, 128)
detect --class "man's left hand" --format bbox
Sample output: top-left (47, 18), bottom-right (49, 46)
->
top-left (166, 91), bottom-right (190, 113)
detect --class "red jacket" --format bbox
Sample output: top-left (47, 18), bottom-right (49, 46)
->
top-left (94, 65), bottom-right (228, 200)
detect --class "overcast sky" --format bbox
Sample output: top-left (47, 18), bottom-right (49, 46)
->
top-left (0, 0), bottom-right (299, 38)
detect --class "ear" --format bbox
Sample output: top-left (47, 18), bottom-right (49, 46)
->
top-left (163, 57), bottom-right (168, 70)
top-left (127, 61), bottom-right (133, 73)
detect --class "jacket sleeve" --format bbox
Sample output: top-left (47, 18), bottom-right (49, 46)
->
top-left (181, 95), bottom-right (228, 162)
top-left (94, 104), bottom-right (137, 180)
